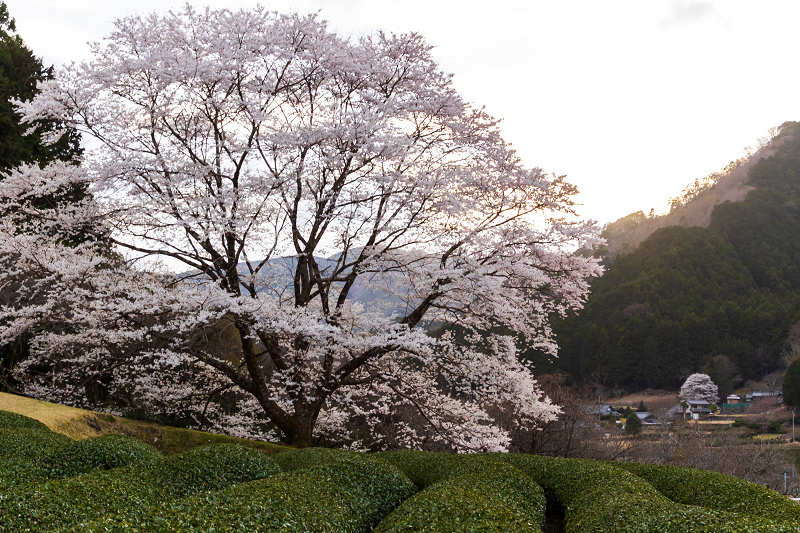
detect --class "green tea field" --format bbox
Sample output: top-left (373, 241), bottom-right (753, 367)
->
top-left (1, 406), bottom-right (800, 532)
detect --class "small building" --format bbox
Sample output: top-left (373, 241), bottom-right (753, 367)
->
top-left (635, 412), bottom-right (662, 425)
top-left (684, 399), bottom-right (711, 420)
top-left (582, 404), bottom-right (616, 417)
top-left (745, 390), bottom-right (782, 404)
top-left (726, 394), bottom-right (741, 405)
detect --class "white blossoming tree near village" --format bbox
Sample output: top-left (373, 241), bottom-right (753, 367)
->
top-left (680, 373), bottom-right (719, 404)
top-left (0, 6), bottom-right (602, 450)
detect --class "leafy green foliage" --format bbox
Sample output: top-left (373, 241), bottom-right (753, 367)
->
top-left (152, 443), bottom-right (281, 496)
top-left (374, 450), bottom-right (545, 532)
top-left (373, 469), bottom-right (544, 532)
top-left (68, 456), bottom-right (415, 533)
top-left (269, 445), bottom-right (359, 472)
top-left (784, 358), bottom-right (800, 410)
top-left (0, 443), bottom-right (281, 531)
top-left (538, 123), bottom-right (800, 388)
top-left (0, 409), bottom-right (49, 430)
top-left (3, 436), bottom-right (800, 532)
top-left (0, 4), bottom-right (80, 172)
top-left (625, 412), bottom-right (642, 435)
top-left (0, 434), bottom-right (159, 486)
top-left (376, 449), bottom-right (513, 488)
top-left (0, 455), bottom-right (48, 486)
top-left (615, 461), bottom-right (800, 523)
top-left (40, 434), bottom-right (162, 479)
top-left (494, 454), bottom-right (800, 532)
top-left (0, 427), bottom-right (73, 458)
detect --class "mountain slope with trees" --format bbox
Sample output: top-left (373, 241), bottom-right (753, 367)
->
top-left (533, 122), bottom-right (800, 391)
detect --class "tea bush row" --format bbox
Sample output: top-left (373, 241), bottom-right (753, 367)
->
top-left (0, 413), bottom-right (160, 486)
top-left (0, 410), bottom-right (50, 430)
top-left (496, 454), bottom-right (800, 533)
top-left (0, 443), bottom-right (281, 532)
top-left (64, 456), bottom-right (416, 533)
top-left (0, 456), bottom-right (49, 486)
top-left (40, 434), bottom-right (162, 480)
top-left (614, 461), bottom-right (800, 523)
top-left (0, 427), bottom-right (74, 459)
top-left (269, 445), bottom-right (359, 472)
top-left (2, 409), bottom-right (797, 533)
top-left (374, 450), bottom-right (545, 532)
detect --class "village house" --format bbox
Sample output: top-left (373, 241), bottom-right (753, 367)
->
top-left (684, 399), bottom-right (712, 420)
top-left (635, 412), bottom-right (662, 425)
top-left (582, 404), bottom-right (617, 417)
top-left (744, 390), bottom-right (782, 404)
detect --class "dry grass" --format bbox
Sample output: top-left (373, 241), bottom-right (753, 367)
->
top-left (611, 391), bottom-right (679, 413)
top-left (0, 392), bottom-right (96, 437)
top-left (0, 392), bottom-right (291, 455)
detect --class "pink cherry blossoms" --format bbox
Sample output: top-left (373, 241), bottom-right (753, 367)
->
top-left (0, 5), bottom-right (602, 450)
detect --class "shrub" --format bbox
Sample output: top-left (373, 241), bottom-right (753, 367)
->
top-left (376, 449), bottom-right (506, 488)
top-left (0, 464), bottom-right (157, 532)
top-left (269, 445), bottom-right (358, 472)
top-left (0, 443), bottom-right (282, 531)
top-left (68, 456), bottom-right (416, 532)
top-left (0, 410), bottom-right (49, 430)
top-left (373, 452), bottom-right (545, 532)
top-left (625, 412), bottom-right (642, 435)
top-left (0, 427), bottom-right (73, 459)
top-left (0, 456), bottom-right (48, 486)
top-left (614, 461), bottom-right (800, 523)
top-left (153, 443), bottom-right (282, 496)
top-left (41, 434), bottom-right (162, 479)
top-left (494, 454), bottom-right (800, 533)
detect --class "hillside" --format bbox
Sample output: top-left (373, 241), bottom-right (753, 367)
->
top-left (599, 143), bottom-right (771, 262)
top-left (530, 122), bottom-right (800, 392)
top-left (0, 392), bottom-right (289, 454)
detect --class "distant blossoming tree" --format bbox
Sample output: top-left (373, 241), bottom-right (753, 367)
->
top-left (680, 373), bottom-right (719, 404)
top-left (0, 6), bottom-right (602, 450)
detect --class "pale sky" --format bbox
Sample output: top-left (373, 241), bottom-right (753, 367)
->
top-left (6, 0), bottom-right (799, 224)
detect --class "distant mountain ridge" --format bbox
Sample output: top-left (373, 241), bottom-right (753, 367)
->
top-left (529, 122), bottom-right (800, 394)
top-left (599, 142), bottom-right (774, 262)
top-left (223, 252), bottom-right (409, 316)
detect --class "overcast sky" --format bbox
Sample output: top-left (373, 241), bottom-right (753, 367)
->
top-left (6, 0), bottom-right (799, 224)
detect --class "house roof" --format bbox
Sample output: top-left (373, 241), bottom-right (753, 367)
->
top-left (746, 390), bottom-right (782, 399)
top-left (635, 411), bottom-right (662, 424)
top-left (685, 399), bottom-right (711, 406)
top-left (582, 404), bottom-right (615, 416)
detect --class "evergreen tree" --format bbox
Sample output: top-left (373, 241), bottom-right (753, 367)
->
top-left (625, 412), bottom-right (642, 435)
top-left (0, 2), bottom-right (80, 170)
top-left (783, 359), bottom-right (800, 411)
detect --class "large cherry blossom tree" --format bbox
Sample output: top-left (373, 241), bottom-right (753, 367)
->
top-left (680, 373), bottom-right (719, 404)
top-left (0, 6), bottom-right (602, 450)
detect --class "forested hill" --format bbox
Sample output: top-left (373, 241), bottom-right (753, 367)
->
top-left (530, 121), bottom-right (800, 392)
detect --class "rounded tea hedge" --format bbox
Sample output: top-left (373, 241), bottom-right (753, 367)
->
top-left (1, 410), bottom-right (798, 532)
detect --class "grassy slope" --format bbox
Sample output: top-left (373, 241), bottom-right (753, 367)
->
top-left (0, 392), bottom-right (290, 455)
